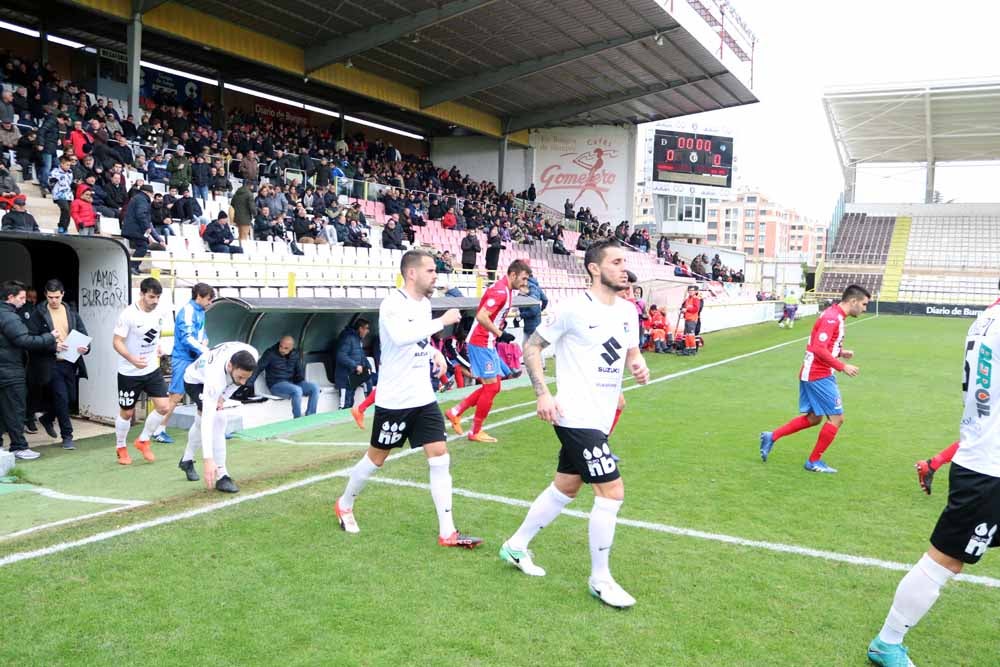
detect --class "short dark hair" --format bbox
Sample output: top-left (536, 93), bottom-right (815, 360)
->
top-left (44, 279), bottom-right (65, 294)
top-left (191, 283), bottom-right (215, 300)
top-left (507, 259), bottom-right (531, 277)
top-left (400, 249), bottom-right (433, 276)
top-left (354, 317), bottom-right (370, 331)
top-left (139, 277), bottom-right (162, 295)
top-left (229, 350), bottom-right (257, 372)
top-left (842, 284), bottom-right (871, 302)
top-left (0, 279), bottom-right (26, 301)
top-left (583, 240), bottom-right (620, 279)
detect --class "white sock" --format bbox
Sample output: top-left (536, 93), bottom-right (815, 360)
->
top-left (182, 415), bottom-right (200, 463)
top-left (589, 496), bottom-right (623, 581)
top-left (879, 553), bottom-right (956, 645)
top-left (339, 453), bottom-right (380, 510)
top-left (508, 483), bottom-right (573, 551)
top-left (115, 416), bottom-right (131, 448)
top-left (427, 453), bottom-right (456, 539)
top-left (153, 424), bottom-right (166, 436)
top-left (212, 412), bottom-right (228, 478)
top-left (139, 410), bottom-right (165, 441)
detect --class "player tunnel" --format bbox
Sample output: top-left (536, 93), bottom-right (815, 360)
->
top-left (0, 233), bottom-right (132, 423)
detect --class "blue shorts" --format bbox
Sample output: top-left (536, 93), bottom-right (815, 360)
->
top-left (799, 376), bottom-right (843, 416)
top-left (169, 356), bottom-right (194, 395)
top-left (467, 344), bottom-right (502, 380)
top-left (783, 306), bottom-right (798, 317)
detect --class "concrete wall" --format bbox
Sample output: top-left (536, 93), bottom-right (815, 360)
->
top-left (430, 136), bottom-right (533, 191)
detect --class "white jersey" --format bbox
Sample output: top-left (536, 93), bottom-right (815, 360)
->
top-left (955, 299), bottom-right (1000, 477)
top-left (536, 292), bottom-right (639, 434)
top-left (113, 303), bottom-right (166, 377)
top-left (375, 289), bottom-right (443, 410)
top-left (184, 342), bottom-right (259, 400)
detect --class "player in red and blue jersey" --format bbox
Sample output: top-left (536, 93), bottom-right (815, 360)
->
top-left (446, 260), bottom-right (532, 442)
top-left (759, 284), bottom-right (870, 473)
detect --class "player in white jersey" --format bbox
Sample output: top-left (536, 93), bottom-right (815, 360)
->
top-left (334, 250), bottom-right (483, 548)
top-left (179, 342), bottom-right (258, 493)
top-left (867, 289), bottom-right (1000, 667)
top-left (111, 277), bottom-right (170, 466)
top-left (499, 241), bottom-right (650, 608)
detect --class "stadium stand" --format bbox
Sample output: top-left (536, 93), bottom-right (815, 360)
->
top-left (826, 212), bottom-right (896, 264)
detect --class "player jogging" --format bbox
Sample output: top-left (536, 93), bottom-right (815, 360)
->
top-left (778, 291), bottom-right (799, 329)
top-left (445, 260), bottom-right (531, 442)
top-left (111, 277), bottom-right (171, 465)
top-left (334, 249), bottom-right (483, 549)
top-left (179, 342), bottom-right (258, 493)
top-left (499, 241), bottom-right (650, 608)
top-left (866, 289), bottom-right (1000, 667)
top-left (759, 284), bottom-right (870, 474)
top-left (153, 282), bottom-right (214, 444)
top-left (915, 441), bottom-right (960, 495)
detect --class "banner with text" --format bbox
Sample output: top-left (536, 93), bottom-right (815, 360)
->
top-left (140, 66), bottom-right (202, 104)
top-left (253, 100), bottom-right (310, 127)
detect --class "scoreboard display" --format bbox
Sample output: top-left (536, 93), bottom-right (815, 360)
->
top-left (651, 130), bottom-right (733, 189)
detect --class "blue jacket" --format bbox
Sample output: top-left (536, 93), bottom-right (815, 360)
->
top-left (252, 342), bottom-right (304, 389)
top-left (172, 301), bottom-right (208, 361)
top-left (122, 191), bottom-right (153, 239)
top-left (334, 327), bottom-right (367, 388)
top-left (521, 276), bottom-right (548, 331)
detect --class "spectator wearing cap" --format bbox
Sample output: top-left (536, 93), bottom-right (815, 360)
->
top-left (122, 184), bottom-right (160, 274)
top-left (167, 145), bottom-right (191, 190)
top-left (70, 185), bottom-right (97, 236)
top-left (203, 212), bottom-right (243, 254)
top-left (1, 195), bottom-right (39, 232)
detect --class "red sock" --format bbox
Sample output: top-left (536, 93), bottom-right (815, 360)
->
top-left (772, 415), bottom-right (816, 442)
top-left (452, 386), bottom-right (483, 417)
top-left (609, 408), bottom-right (623, 435)
top-left (472, 381), bottom-right (501, 435)
top-left (357, 388), bottom-right (376, 412)
top-left (930, 441), bottom-right (960, 470)
top-left (455, 371), bottom-right (465, 388)
top-left (808, 422), bottom-right (839, 463)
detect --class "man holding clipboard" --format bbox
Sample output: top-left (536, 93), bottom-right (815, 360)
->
top-left (28, 279), bottom-right (91, 450)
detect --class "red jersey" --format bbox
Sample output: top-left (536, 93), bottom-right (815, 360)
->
top-left (800, 304), bottom-right (847, 381)
top-left (467, 276), bottom-right (512, 348)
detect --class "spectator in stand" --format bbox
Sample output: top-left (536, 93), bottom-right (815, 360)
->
top-left (36, 112), bottom-right (68, 197)
top-left (122, 184), bottom-right (160, 275)
top-left (485, 225), bottom-right (504, 280)
top-left (209, 166), bottom-right (230, 197)
top-left (172, 187), bottom-right (208, 226)
top-left (49, 155), bottom-right (74, 234)
top-left (112, 134), bottom-right (133, 167)
top-left (93, 171), bottom-right (126, 219)
top-left (0, 161), bottom-right (19, 201)
top-left (190, 154), bottom-right (210, 203)
top-left (293, 209), bottom-right (326, 245)
top-left (441, 205), bottom-right (457, 230)
top-left (240, 149), bottom-right (259, 186)
top-left (203, 212), bottom-right (243, 254)
top-left (167, 145), bottom-right (192, 190)
top-left (251, 336), bottom-right (318, 419)
top-left (0, 279), bottom-right (62, 460)
top-left (150, 192), bottom-right (174, 238)
top-left (15, 128), bottom-right (36, 181)
top-left (552, 225), bottom-right (572, 255)
top-left (461, 228), bottom-right (480, 272)
top-left (253, 205), bottom-right (281, 241)
top-left (148, 152), bottom-right (169, 185)
top-left (0, 119), bottom-right (21, 153)
top-left (69, 119), bottom-right (92, 160)
top-left (434, 250), bottom-right (455, 275)
top-left (527, 182), bottom-right (536, 202)
top-left (121, 114), bottom-right (137, 140)
top-left (335, 318), bottom-right (371, 409)
top-left (70, 185), bottom-right (98, 236)
top-left (0, 90), bottom-right (13, 123)
top-left (344, 216), bottom-right (371, 249)
top-left (564, 198), bottom-right (574, 219)
top-left (230, 182), bottom-right (255, 241)
top-left (381, 216), bottom-right (405, 250)
top-left (1, 195), bottom-right (39, 231)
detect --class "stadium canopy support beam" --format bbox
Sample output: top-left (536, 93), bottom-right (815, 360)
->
top-left (925, 162), bottom-right (936, 204)
top-left (303, 0), bottom-right (498, 74)
top-left (504, 75), bottom-right (727, 133)
top-left (844, 164), bottom-right (857, 204)
top-left (419, 29), bottom-right (670, 108)
top-left (38, 19), bottom-right (49, 65)
top-left (126, 11), bottom-right (143, 121)
top-left (924, 92), bottom-right (935, 204)
top-left (497, 135), bottom-right (507, 192)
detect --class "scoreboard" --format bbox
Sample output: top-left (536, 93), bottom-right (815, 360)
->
top-left (651, 129), bottom-right (733, 189)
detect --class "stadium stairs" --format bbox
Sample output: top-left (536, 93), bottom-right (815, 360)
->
top-left (878, 215), bottom-right (911, 302)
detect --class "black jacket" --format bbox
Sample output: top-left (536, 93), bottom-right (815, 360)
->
top-left (485, 234), bottom-right (503, 270)
top-left (37, 115), bottom-right (60, 154)
top-left (381, 223), bottom-right (404, 250)
top-left (203, 219), bottom-right (234, 247)
top-left (122, 191), bottom-right (153, 239)
top-left (0, 301), bottom-right (56, 385)
top-left (251, 342), bottom-right (304, 388)
top-left (461, 234), bottom-right (480, 265)
top-left (191, 162), bottom-right (211, 187)
top-left (27, 301), bottom-right (89, 384)
top-left (1, 210), bottom-right (40, 232)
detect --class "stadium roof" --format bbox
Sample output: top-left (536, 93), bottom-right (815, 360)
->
top-left (823, 79), bottom-right (1000, 167)
top-left (5, 0), bottom-right (756, 140)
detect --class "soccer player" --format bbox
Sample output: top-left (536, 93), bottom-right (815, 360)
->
top-left (178, 341), bottom-right (258, 493)
top-left (153, 282), bottom-right (214, 444)
top-left (680, 285), bottom-right (701, 355)
top-left (499, 241), bottom-right (650, 608)
top-left (778, 291), bottom-right (799, 329)
top-left (915, 441), bottom-right (960, 495)
top-left (445, 260), bottom-right (532, 442)
top-left (334, 249), bottom-right (483, 549)
top-left (759, 285), bottom-right (870, 474)
top-left (112, 277), bottom-right (171, 465)
top-left (866, 293), bottom-right (1000, 667)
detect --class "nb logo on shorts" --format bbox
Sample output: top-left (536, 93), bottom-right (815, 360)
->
top-left (965, 522), bottom-right (997, 558)
top-left (582, 442), bottom-right (617, 478)
top-left (378, 421), bottom-right (406, 446)
top-left (600, 337), bottom-right (622, 365)
top-left (118, 389), bottom-right (136, 407)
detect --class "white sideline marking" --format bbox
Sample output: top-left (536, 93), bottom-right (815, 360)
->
top-left (363, 475), bottom-right (1000, 589)
top-left (31, 488), bottom-right (148, 506)
top-left (0, 320), bottom-right (876, 568)
top-left (0, 506), bottom-right (140, 542)
top-left (271, 439), bottom-right (371, 447)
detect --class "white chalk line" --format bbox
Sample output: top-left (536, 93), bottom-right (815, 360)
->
top-left (30, 488), bottom-right (148, 506)
top-left (0, 318), bottom-right (878, 568)
top-left (361, 475), bottom-right (1000, 590)
top-left (0, 489), bottom-right (149, 544)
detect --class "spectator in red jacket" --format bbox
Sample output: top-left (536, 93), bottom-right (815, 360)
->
top-left (70, 185), bottom-right (97, 236)
top-left (441, 206), bottom-right (457, 230)
top-left (69, 120), bottom-right (93, 160)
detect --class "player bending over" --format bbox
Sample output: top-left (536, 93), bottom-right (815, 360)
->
top-left (866, 290), bottom-right (1000, 666)
top-left (499, 241), bottom-right (650, 608)
top-left (759, 284), bottom-right (870, 474)
top-left (334, 250), bottom-right (482, 549)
